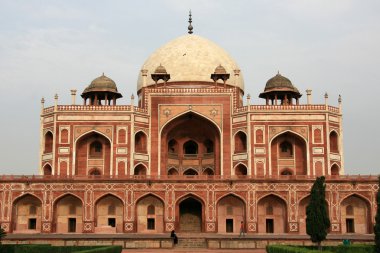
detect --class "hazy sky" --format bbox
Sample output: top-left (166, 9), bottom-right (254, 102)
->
top-left (0, 0), bottom-right (379, 175)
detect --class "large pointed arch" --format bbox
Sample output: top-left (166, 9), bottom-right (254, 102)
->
top-left (176, 193), bottom-right (205, 233)
top-left (159, 111), bottom-right (222, 176)
top-left (74, 130), bottom-right (112, 176)
top-left (269, 130), bottom-right (309, 176)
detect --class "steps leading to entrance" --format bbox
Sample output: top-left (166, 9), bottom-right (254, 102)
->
top-left (177, 238), bottom-right (207, 248)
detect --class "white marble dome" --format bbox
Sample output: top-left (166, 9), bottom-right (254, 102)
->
top-left (137, 34), bottom-right (244, 91)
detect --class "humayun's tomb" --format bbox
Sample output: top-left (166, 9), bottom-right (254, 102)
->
top-left (0, 14), bottom-right (377, 248)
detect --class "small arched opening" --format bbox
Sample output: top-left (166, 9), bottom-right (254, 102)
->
top-left (235, 164), bottom-right (247, 176)
top-left (135, 132), bottom-right (148, 153)
top-left (134, 164), bottom-right (147, 176)
top-left (44, 132), bottom-right (53, 153)
top-left (234, 131), bottom-right (247, 153)
top-left (329, 131), bottom-right (339, 153)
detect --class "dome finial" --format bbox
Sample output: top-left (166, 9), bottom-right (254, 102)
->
top-left (188, 10), bottom-right (193, 34)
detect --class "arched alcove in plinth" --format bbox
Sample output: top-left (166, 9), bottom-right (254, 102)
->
top-left (136, 194), bottom-right (164, 233)
top-left (53, 194), bottom-right (83, 233)
top-left (257, 194), bottom-right (287, 233)
top-left (94, 194), bottom-right (124, 233)
top-left (177, 195), bottom-right (204, 232)
top-left (12, 194), bottom-right (42, 233)
top-left (216, 194), bottom-right (245, 234)
top-left (340, 194), bottom-right (371, 234)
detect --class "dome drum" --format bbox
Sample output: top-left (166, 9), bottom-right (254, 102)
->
top-left (137, 34), bottom-right (244, 91)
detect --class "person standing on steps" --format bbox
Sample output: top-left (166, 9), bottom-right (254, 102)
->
top-left (239, 221), bottom-right (245, 237)
top-left (170, 230), bottom-right (178, 245)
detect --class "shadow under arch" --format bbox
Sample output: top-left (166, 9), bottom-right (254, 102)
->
top-left (160, 111), bottom-right (221, 176)
top-left (176, 193), bottom-right (206, 233)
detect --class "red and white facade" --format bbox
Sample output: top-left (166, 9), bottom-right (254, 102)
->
top-left (0, 33), bottom-right (377, 236)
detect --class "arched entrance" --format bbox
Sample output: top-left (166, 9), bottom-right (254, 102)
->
top-left (75, 132), bottom-right (111, 176)
top-left (340, 195), bottom-right (371, 234)
top-left (257, 194), bottom-right (287, 233)
top-left (136, 195), bottom-right (164, 233)
top-left (161, 112), bottom-right (220, 175)
top-left (95, 194), bottom-right (123, 233)
top-left (217, 195), bottom-right (245, 233)
top-left (54, 194), bottom-right (83, 233)
top-left (12, 194), bottom-right (42, 233)
top-left (271, 132), bottom-right (307, 176)
top-left (179, 197), bottom-right (203, 232)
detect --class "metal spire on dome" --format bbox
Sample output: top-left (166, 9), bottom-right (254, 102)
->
top-left (188, 10), bottom-right (193, 34)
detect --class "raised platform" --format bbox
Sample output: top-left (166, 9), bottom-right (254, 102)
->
top-left (3, 233), bottom-right (374, 249)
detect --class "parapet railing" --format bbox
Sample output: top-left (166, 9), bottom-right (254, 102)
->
top-left (0, 174), bottom-right (377, 182)
top-left (42, 105), bottom-right (148, 114)
top-left (235, 105), bottom-right (340, 113)
top-left (43, 104), bottom-right (340, 115)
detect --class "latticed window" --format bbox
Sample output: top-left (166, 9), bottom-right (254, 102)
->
top-left (280, 141), bottom-right (293, 157)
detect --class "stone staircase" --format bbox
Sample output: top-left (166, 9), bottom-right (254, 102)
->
top-left (177, 238), bottom-right (207, 248)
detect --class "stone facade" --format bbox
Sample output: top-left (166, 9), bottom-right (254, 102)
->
top-left (0, 31), bottom-right (377, 237)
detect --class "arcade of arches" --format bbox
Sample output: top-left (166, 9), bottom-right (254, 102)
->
top-left (8, 187), bottom-right (375, 235)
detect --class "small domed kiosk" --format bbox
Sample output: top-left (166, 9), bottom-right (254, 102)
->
top-left (81, 73), bottom-right (122, 105)
top-left (259, 72), bottom-right (302, 105)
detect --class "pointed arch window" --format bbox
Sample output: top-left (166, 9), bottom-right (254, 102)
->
top-left (89, 141), bottom-right (102, 158)
top-left (279, 141), bottom-right (293, 157)
top-left (183, 140), bottom-right (198, 155)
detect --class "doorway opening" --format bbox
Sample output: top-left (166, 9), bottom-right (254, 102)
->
top-left (179, 198), bottom-right (202, 232)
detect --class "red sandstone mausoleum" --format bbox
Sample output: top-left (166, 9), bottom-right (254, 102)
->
top-left (0, 17), bottom-right (377, 239)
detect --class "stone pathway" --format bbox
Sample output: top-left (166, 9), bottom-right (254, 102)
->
top-left (122, 249), bottom-right (266, 253)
